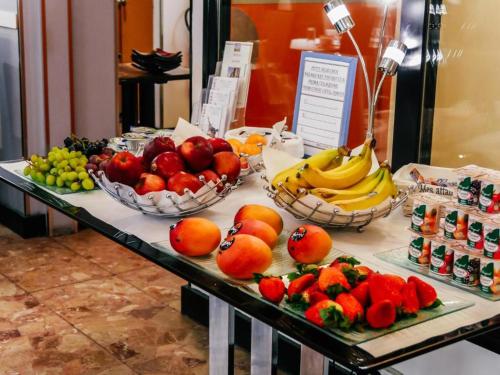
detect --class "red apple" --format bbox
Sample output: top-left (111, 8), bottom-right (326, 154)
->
top-left (151, 152), bottom-right (185, 180)
top-left (106, 151), bottom-right (144, 186)
top-left (179, 136), bottom-right (213, 172)
top-left (209, 138), bottom-right (233, 154)
top-left (167, 171), bottom-right (203, 196)
top-left (134, 173), bottom-right (166, 195)
top-left (212, 151), bottom-right (241, 183)
top-left (196, 169), bottom-right (222, 192)
top-left (143, 136), bottom-right (175, 164)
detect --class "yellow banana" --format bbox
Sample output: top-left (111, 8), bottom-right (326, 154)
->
top-left (299, 139), bottom-right (374, 189)
top-left (310, 168), bottom-right (384, 202)
top-left (272, 147), bottom-right (349, 194)
top-left (332, 167), bottom-right (397, 211)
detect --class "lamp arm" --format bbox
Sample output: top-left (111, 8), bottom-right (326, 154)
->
top-left (368, 71), bottom-right (387, 139)
top-left (347, 30), bottom-right (372, 126)
top-left (372, 4), bottom-right (390, 91)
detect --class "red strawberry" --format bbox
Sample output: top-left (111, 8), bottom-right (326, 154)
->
top-left (350, 280), bottom-right (370, 307)
top-left (287, 273), bottom-right (316, 300)
top-left (332, 262), bottom-right (352, 272)
top-left (354, 265), bottom-right (373, 279)
top-left (401, 281), bottom-right (420, 314)
top-left (330, 256), bottom-right (360, 267)
top-left (408, 276), bottom-right (437, 308)
top-left (368, 273), bottom-right (403, 307)
top-left (318, 267), bottom-right (351, 297)
top-left (302, 282), bottom-right (330, 305)
top-left (304, 299), bottom-right (344, 328)
top-left (366, 299), bottom-right (396, 329)
top-left (255, 275), bottom-right (285, 304)
top-left (335, 293), bottom-right (364, 324)
top-left (384, 274), bottom-right (406, 290)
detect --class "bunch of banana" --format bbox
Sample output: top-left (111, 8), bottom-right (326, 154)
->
top-left (309, 162), bottom-right (398, 211)
top-left (271, 146), bottom-right (350, 195)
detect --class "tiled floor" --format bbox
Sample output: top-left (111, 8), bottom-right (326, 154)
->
top-left (0, 225), bottom-right (251, 374)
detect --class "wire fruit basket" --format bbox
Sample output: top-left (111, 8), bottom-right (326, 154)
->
top-left (90, 170), bottom-right (239, 217)
top-left (264, 177), bottom-right (408, 231)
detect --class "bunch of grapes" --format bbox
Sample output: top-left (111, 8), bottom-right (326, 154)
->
top-left (23, 146), bottom-right (95, 192)
top-left (63, 135), bottom-right (109, 158)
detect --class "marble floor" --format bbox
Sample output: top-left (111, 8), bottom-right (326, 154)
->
top-left (0, 225), bottom-right (252, 374)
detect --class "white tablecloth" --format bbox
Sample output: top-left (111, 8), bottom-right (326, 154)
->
top-left (1, 161), bottom-right (498, 357)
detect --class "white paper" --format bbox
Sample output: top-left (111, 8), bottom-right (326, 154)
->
top-left (199, 103), bottom-right (225, 137)
top-left (295, 56), bottom-right (350, 155)
top-left (208, 89), bottom-right (235, 128)
top-left (221, 41), bottom-right (253, 108)
top-left (172, 118), bottom-right (208, 145)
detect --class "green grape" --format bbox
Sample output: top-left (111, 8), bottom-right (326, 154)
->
top-left (51, 146), bottom-right (59, 152)
top-left (60, 172), bottom-right (68, 181)
top-left (69, 151), bottom-right (77, 159)
top-left (30, 170), bottom-right (37, 180)
top-left (75, 151), bottom-right (82, 158)
top-left (82, 178), bottom-right (94, 191)
top-left (64, 166), bottom-right (72, 172)
top-left (46, 175), bottom-right (56, 186)
top-left (75, 166), bottom-right (85, 174)
top-left (40, 163), bottom-right (50, 172)
top-left (48, 153), bottom-right (56, 163)
top-left (58, 160), bottom-right (68, 169)
top-left (35, 172), bottom-right (45, 183)
top-left (67, 171), bottom-right (78, 181)
top-left (55, 152), bottom-right (63, 162)
top-left (62, 147), bottom-right (69, 153)
top-left (30, 154), bottom-right (38, 163)
top-left (52, 161), bottom-right (59, 168)
top-left (23, 166), bottom-right (32, 176)
top-left (49, 167), bottom-right (57, 175)
top-left (65, 180), bottom-right (72, 188)
top-left (80, 157), bottom-right (88, 166)
top-left (70, 182), bottom-right (81, 192)
top-left (56, 177), bottom-right (64, 187)
top-left (69, 158), bottom-right (79, 169)
top-left (58, 169), bottom-right (64, 176)
top-left (62, 150), bottom-right (70, 159)
top-left (78, 171), bottom-right (89, 181)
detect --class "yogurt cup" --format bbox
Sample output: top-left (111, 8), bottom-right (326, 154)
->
top-left (408, 230), bottom-right (433, 265)
top-left (411, 193), bottom-right (448, 235)
top-left (452, 246), bottom-right (481, 287)
top-left (430, 238), bottom-right (454, 275)
top-left (479, 257), bottom-right (500, 295)
top-left (479, 174), bottom-right (500, 213)
top-left (467, 212), bottom-right (485, 253)
top-left (443, 204), bottom-right (469, 241)
top-left (483, 219), bottom-right (500, 259)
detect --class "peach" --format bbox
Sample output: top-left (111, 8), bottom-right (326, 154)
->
top-left (287, 225), bottom-right (332, 264)
top-left (234, 204), bottom-right (283, 235)
top-left (216, 234), bottom-right (272, 279)
top-left (228, 219), bottom-right (278, 248)
top-left (169, 218), bottom-right (221, 256)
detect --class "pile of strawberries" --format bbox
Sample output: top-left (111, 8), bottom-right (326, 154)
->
top-left (255, 256), bottom-right (441, 330)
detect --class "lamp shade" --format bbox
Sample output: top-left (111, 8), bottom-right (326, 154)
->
top-left (378, 40), bottom-right (407, 75)
top-left (324, 0), bottom-right (355, 34)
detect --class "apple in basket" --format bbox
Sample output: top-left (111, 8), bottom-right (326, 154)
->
top-left (209, 138), bottom-right (233, 154)
top-left (135, 173), bottom-right (166, 195)
top-left (167, 171), bottom-right (203, 196)
top-left (212, 151), bottom-right (241, 183)
top-left (106, 151), bottom-right (144, 186)
top-left (151, 152), bottom-right (185, 180)
top-left (179, 136), bottom-right (214, 172)
top-left (143, 136), bottom-right (175, 164)
top-left (196, 169), bottom-right (223, 192)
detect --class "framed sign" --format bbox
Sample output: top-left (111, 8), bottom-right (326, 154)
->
top-left (292, 52), bottom-right (357, 155)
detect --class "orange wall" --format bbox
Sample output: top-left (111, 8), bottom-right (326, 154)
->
top-left (232, 2), bottom-right (397, 158)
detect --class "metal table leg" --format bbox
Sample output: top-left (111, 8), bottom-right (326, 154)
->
top-left (209, 294), bottom-right (234, 375)
top-left (251, 318), bottom-right (277, 375)
top-left (300, 345), bottom-right (330, 375)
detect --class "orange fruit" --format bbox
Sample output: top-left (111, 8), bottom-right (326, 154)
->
top-left (227, 138), bottom-right (242, 154)
top-left (240, 143), bottom-right (261, 156)
top-left (246, 133), bottom-right (267, 145)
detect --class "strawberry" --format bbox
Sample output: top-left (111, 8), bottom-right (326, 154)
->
top-left (331, 262), bottom-right (361, 287)
top-left (401, 281), bottom-right (420, 315)
top-left (331, 262), bottom-right (353, 272)
top-left (384, 274), bottom-right (406, 290)
top-left (350, 280), bottom-right (370, 307)
top-left (318, 267), bottom-right (351, 298)
top-left (368, 273), bottom-right (403, 307)
top-left (408, 276), bottom-right (438, 308)
top-left (354, 265), bottom-right (373, 280)
top-left (255, 274), bottom-right (285, 304)
top-left (366, 299), bottom-right (396, 329)
top-left (302, 282), bottom-right (330, 305)
top-left (330, 256), bottom-right (360, 267)
top-left (304, 300), bottom-right (345, 328)
top-left (287, 273), bottom-right (316, 300)
top-left (335, 293), bottom-right (364, 324)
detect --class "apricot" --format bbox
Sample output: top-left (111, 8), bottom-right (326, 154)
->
top-left (216, 234), bottom-right (272, 279)
top-left (234, 205), bottom-right (283, 235)
top-left (240, 143), bottom-right (261, 156)
top-left (246, 133), bottom-right (267, 145)
top-left (227, 138), bottom-right (242, 154)
top-left (169, 218), bottom-right (221, 257)
top-left (287, 225), bottom-right (332, 264)
top-left (228, 219), bottom-right (278, 248)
